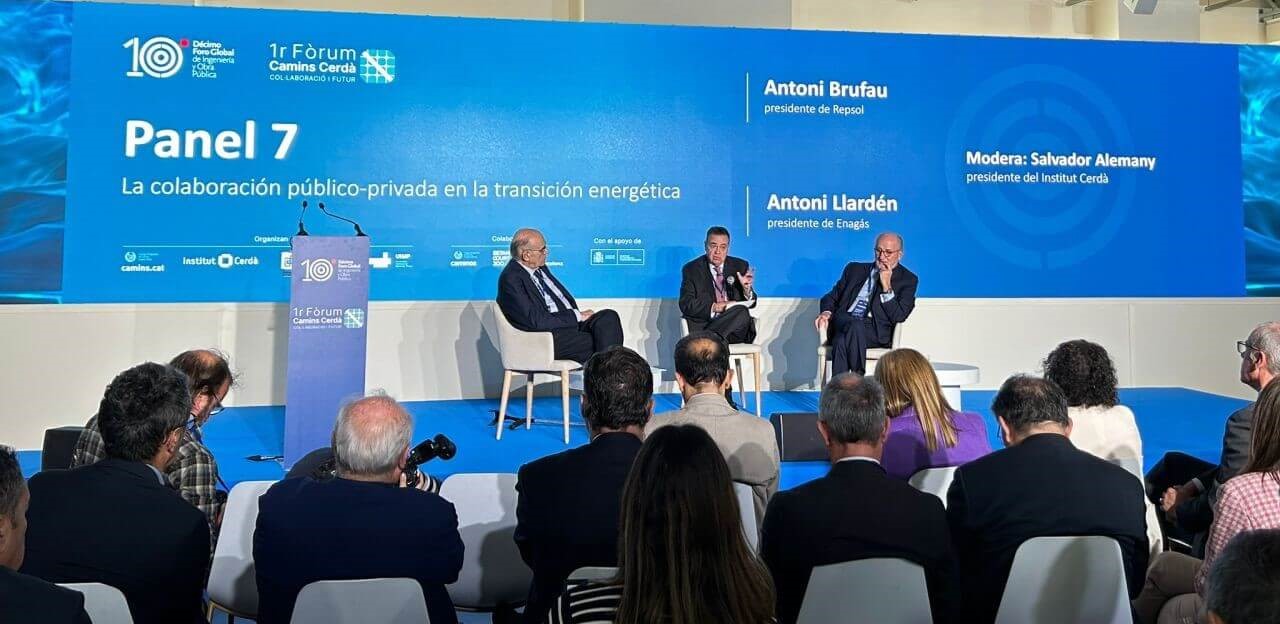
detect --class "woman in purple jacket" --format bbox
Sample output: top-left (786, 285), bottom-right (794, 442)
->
top-left (874, 348), bottom-right (991, 480)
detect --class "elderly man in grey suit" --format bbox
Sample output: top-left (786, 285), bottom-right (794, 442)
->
top-left (647, 331), bottom-right (780, 524)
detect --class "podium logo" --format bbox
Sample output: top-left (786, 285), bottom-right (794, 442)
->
top-left (124, 36), bottom-right (185, 79)
top-left (301, 258), bottom-right (334, 282)
top-left (359, 49), bottom-right (396, 84)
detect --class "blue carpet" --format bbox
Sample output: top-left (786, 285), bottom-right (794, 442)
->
top-left (19, 387), bottom-right (1249, 491)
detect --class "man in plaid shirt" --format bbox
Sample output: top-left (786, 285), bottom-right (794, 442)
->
top-left (72, 349), bottom-right (235, 546)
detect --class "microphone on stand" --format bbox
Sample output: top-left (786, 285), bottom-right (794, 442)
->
top-left (318, 202), bottom-right (367, 237)
top-left (296, 200), bottom-right (310, 236)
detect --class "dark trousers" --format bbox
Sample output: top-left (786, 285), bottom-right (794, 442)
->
top-left (1145, 451), bottom-right (1216, 556)
top-left (691, 305), bottom-right (757, 345)
top-left (829, 312), bottom-right (890, 376)
top-left (550, 309), bottom-right (624, 363)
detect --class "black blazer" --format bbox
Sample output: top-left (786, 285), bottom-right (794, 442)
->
top-left (498, 260), bottom-right (580, 332)
top-left (21, 459), bottom-right (210, 624)
top-left (946, 434), bottom-right (1149, 624)
top-left (0, 567), bottom-right (91, 624)
top-left (514, 432), bottom-right (642, 624)
top-left (678, 255), bottom-right (757, 324)
top-left (1180, 403), bottom-right (1254, 536)
top-left (760, 459), bottom-right (960, 624)
top-left (254, 477), bottom-right (464, 624)
top-left (818, 262), bottom-right (918, 345)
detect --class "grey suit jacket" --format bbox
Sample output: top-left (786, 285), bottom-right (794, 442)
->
top-left (647, 393), bottom-right (781, 524)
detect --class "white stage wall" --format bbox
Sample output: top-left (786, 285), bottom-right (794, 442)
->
top-left (1, 298), bottom-right (1273, 449)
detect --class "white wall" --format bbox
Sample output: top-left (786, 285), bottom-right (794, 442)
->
top-left (2, 298), bottom-right (1274, 449)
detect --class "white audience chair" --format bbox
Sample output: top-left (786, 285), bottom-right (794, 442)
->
top-left (60, 583), bottom-right (134, 624)
top-left (439, 473), bottom-right (532, 612)
top-left (680, 318), bottom-right (763, 416)
top-left (907, 466), bottom-right (958, 509)
top-left (492, 303), bottom-right (583, 444)
top-left (796, 558), bottom-right (933, 624)
top-left (289, 578), bottom-right (429, 624)
top-left (566, 567), bottom-right (618, 583)
top-left (207, 480), bottom-right (276, 623)
top-left (994, 536), bottom-right (1132, 624)
top-left (816, 316), bottom-right (908, 388)
top-left (733, 482), bottom-right (759, 553)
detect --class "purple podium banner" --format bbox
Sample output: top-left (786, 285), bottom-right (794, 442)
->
top-left (284, 236), bottom-right (371, 466)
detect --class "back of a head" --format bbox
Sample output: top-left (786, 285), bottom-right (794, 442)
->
top-left (1041, 339), bottom-right (1118, 409)
top-left (1205, 529), bottom-right (1280, 624)
top-left (819, 373), bottom-right (888, 445)
top-left (991, 375), bottom-right (1069, 436)
top-left (0, 445), bottom-right (24, 569)
top-left (674, 332), bottom-right (729, 387)
top-left (1242, 379), bottom-right (1280, 477)
top-left (874, 348), bottom-right (956, 450)
top-left (615, 424), bottom-right (773, 624)
top-left (331, 393), bottom-right (413, 478)
top-left (1247, 321), bottom-right (1280, 376)
top-left (97, 362), bottom-right (192, 462)
top-left (582, 346), bottom-right (653, 431)
top-left (168, 349), bottom-right (235, 397)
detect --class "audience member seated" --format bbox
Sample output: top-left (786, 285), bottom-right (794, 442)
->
top-left (947, 375), bottom-right (1148, 624)
top-left (254, 393), bottom-right (464, 624)
top-left (1202, 530), bottom-right (1280, 624)
top-left (1134, 379), bottom-right (1280, 624)
top-left (22, 363), bottom-right (210, 624)
top-left (0, 446), bottom-right (91, 624)
top-left (1149, 321), bottom-right (1278, 557)
top-left (73, 349), bottom-right (236, 543)
top-left (549, 424), bottom-right (774, 624)
top-left (873, 348), bottom-right (990, 480)
top-left (761, 373), bottom-right (960, 624)
top-left (647, 331), bottom-right (780, 524)
top-left (1044, 338), bottom-right (1164, 558)
top-left (515, 346), bottom-right (652, 624)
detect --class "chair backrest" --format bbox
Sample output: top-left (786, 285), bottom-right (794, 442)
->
top-left (439, 473), bottom-right (531, 609)
top-left (567, 566), bottom-right (618, 583)
top-left (289, 578), bottom-right (428, 624)
top-left (994, 536), bottom-right (1132, 624)
top-left (491, 302), bottom-right (557, 371)
top-left (60, 583), bottom-right (134, 624)
top-left (891, 315), bottom-right (909, 348)
top-left (733, 482), bottom-right (759, 552)
top-left (1112, 457), bottom-right (1143, 481)
top-left (797, 558), bottom-right (933, 624)
top-left (907, 466), bottom-right (958, 508)
top-left (207, 480), bottom-right (277, 617)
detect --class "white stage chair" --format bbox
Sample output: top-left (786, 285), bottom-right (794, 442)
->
top-left (797, 558), bottom-right (933, 624)
top-left (290, 578), bottom-right (429, 624)
top-left (439, 473), bottom-right (532, 614)
top-left (733, 481), bottom-right (759, 553)
top-left (60, 583), bottom-right (134, 624)
top-left (907, 466), bottom-right (958, 509)
top-left (680, 318), bottom-right (763, 416)
top-left (566, 566), bottom-right (618, 583)
top-left (491, 303), bottom-right (583, 444)
top-left (994, 536), bottom-right (1132, 624)
top-left (207, 480), bottom-right (276, 623)
top-left (816, 316), bottom-right (908, 387)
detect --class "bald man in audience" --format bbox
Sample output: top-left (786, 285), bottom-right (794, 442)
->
top-left (254, 394), bottom-right (464, 624)
top-left (498, 228), bottom-right (624, 363)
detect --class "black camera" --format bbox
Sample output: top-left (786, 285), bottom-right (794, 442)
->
top-left (403, 434), bottom-right (456, 489)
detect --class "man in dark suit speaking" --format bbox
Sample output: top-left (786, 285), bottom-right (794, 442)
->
top-left (498, 228), bottom-right (624, 363)
top-left (815, 232), bottom-right (917, 376)
top-left (679, 226), bottom-right (757, 345)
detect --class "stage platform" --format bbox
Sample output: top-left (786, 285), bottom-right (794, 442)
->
top-left (18, 387), bottom-right (1249, 489)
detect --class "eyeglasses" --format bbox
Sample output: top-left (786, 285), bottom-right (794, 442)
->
top-left (1238, 341), bottom-right (1259, 357)
top-left (874, 248), bottom-right (901, 256)
top-left (526, 246), bottom-right (548, 255)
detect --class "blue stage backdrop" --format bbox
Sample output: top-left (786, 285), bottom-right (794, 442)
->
top-left (1, 1), bottom-right (1273, 303)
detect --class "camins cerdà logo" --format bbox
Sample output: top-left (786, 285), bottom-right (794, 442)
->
top-left (124, 36), bottom-right (185, 78)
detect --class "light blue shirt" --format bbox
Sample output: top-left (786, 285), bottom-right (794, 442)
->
top-left (522, 263), bottom-right (581, 321)
top-left (846, 269), bottom-right (896, 316)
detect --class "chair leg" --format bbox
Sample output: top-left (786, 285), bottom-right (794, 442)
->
top-left (753, 352), bottom-right (762, 417)
top-left (735, 357), bottom-right (746, 409)
top-left (561, 371), bottom-right (571, 444)
top-left (525, 373), bottom-right (535, 430)
top-left (497, 371), bottom-right (513, 440)
top-left (817, 351), bottom-right (827, 390)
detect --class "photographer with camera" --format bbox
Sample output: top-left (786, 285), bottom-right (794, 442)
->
top-left (253, 393), bottom-right (464, 624)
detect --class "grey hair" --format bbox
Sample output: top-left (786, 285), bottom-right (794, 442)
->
top-left (510, 228), bottom-right (541, 256)
top-left (1247, 321), bottom-right (1280, 375)
top-left (1205, 529), bottom-right (1280, 624)
top-left (331, 391), bottom-right (413, 477)
top-left (818, 373), bottom-right (887, 444)
top-left (875, 231), bottom-right (904, 250)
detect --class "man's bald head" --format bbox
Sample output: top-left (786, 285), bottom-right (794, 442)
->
top-left (873, 231), bottom-right (904, 271)
top-left (510, 228), bottom-right (548, 268)
top-left (674, 331), bottom-right (730, 387)
top-left (331, 393), bottom-right (413, 478)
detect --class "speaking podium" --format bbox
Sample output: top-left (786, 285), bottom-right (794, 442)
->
top-left (284, 236), bottom-right (371, 466)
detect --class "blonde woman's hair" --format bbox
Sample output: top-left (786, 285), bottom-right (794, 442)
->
top-left (874, 348), bottom-right (958, 452)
